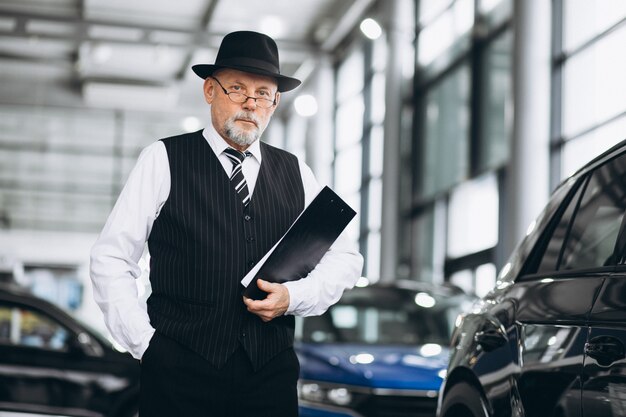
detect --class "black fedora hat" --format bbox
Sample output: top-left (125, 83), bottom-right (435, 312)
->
top-left (192, 31), bottom-right (301, 92)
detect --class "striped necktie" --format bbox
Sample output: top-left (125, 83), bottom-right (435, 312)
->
top-left (223, 147), bottom-right (252, 206)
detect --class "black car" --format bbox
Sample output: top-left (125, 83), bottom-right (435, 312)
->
top-left (437, 139), bottom-right (626, 417)
top-left (0, 282), bottom-right (139, 417)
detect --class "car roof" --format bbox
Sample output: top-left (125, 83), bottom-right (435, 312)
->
top-left (0, 281), bottom-right (36, 299)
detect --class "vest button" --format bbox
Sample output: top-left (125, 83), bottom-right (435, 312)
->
top-left (244, 214), bottom-right (251, 221)
top-left (247, 236), bottom-right (255, 242)
top-left (248, 261), bottom-right (255, 267)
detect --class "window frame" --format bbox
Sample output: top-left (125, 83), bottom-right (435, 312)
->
top-left (519, 151), bottom-right (626, 280)
top-left (0, 290), bottom-right (107, 357)
top-left (0, 299), bottom-right (75, 353)
top-left (410, 0), bottom-right (514, 287)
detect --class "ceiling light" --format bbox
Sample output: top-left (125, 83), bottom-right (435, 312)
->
top-left (260, 16), bottom-right (285, 39)
top-left (360, 18), bottom-right (382, 40)
top-left (294, 94), bottom-right (318, 117)
top-left (83, 82), bottom-right (178, 110)
top-left (89, 25), bottom-right (143, 41)
top-left (92, 44), bottom-right (112, 63)
top-left (0, 17), bottom-right (16, 32)
top-left (182, 116), bottom-right (201, 132)
top-left (26, 20), bottom-right (75, 36)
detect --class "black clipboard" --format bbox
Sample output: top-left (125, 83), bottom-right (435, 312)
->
top-left (242, 186), bottom-right (356, 300)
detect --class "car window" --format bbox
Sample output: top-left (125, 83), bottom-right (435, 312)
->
top-left (559, 154), bottom-right (626, 270)
top-left (533, 153), bottom-right (626, 274)
top-left (535, 179), bottom-right (587, 274)
top-left (500, 176), bottom-right (576, 284)
top-left (299, 287), bottom-right (473, 346)
top-left (0, 303), bottom-right (70, 352)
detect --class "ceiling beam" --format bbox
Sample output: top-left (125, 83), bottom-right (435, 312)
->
top-left (321, 0), bottom-right (376, 52)
top-left (0, 139), bottom-right (142, 158)
top-left (0, 8), bottom-right (317, 55)
top-left (5, 216), bottom-right (106, 232)
top-left (0, 51), bottom-right (75, 66)
top-left (200, 0), bottom-right (219, 29)
top-left (0, 180), bottom-right (114, 197)
top-left (176, 0), bottom-right (220, 80)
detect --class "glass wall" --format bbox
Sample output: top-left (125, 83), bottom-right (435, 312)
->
top-left (333, 25), bottom-right (387, 281)
top-left (420, 63), bottom-right (471, 197)
top-left (408, 0), bottom-right (625, 297)
top-left (555, 0), bottom-right (626, 180)
top-left (409, 0), bottom-right (513, 296)
top-left (334, 45), bottom-right (365, 246)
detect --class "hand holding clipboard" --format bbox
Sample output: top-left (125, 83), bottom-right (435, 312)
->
top-left (241, 186), bottom-right (356, 300)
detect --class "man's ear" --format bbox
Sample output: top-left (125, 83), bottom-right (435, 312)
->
top-left (203, 78), bottom-right (214, 104)
top-left (273, 92), bottom-right (281, 109)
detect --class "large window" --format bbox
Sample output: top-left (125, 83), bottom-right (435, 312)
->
top-left (479, 30), bottom-right (513, 170)
top-left (409, 0), bottom-right (512, 294)
top-left (420, 64), bottom-right (471, 197)
top-left (333, 30), bottom-right (387, 281)
top-left (447, 173), bottom-right (498, 258)
top-left (417, 0), bottom-right (474, 70)
top-left (334, 45), bottom-right (364, 247)
top-left (556, 0), bottom-right (626, 179)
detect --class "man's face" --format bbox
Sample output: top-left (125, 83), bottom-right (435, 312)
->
top-left (203, 69), bottom-right (280, 150)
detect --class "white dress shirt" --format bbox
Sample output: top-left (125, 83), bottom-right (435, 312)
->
top-left (90, 122), bottom-right (363, 360)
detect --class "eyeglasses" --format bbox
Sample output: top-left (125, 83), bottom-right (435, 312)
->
top-left (210, 76), bottom-right (277, 109)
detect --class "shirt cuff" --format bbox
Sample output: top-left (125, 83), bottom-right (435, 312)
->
top-left (137, 328), bottom-right (156, 360)
top-left (283, 278), bottom-right (317, 316)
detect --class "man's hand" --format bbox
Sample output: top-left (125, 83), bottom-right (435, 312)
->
top-left (243, 279), bottom-right (290, 322)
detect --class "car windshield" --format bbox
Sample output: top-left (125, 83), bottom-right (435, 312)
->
top-left (297, 286), bottom-right (474, 346)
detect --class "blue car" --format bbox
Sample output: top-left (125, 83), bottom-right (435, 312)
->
top-left (295, 280), bottom-right (475, 417)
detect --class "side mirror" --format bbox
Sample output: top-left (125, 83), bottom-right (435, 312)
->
top-left (67, 335), bottom-right (86, 357)
top-left (67, 332), bottom-right (104, 357)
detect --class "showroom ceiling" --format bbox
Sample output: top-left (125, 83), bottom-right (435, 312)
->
top-left (0, 0), bottom-right (375, 110)
top-left (0, 0), bottom-right (375, 232)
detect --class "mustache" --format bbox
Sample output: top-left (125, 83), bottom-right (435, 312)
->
top-left (232, 111), bottom-right (261, 127)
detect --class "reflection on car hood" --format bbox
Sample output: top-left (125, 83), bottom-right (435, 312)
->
top-left (296, 343), bottom-right (449, 391)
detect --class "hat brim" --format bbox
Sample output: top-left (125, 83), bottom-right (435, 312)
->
top-left (192, 64), bottom-right (301, 92)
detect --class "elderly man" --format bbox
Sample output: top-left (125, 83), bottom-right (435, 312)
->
top-left (90, 31), bottom-right (363, 417)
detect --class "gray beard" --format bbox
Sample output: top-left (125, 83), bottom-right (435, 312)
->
top-left (224, 111), bottom-right (266, 147)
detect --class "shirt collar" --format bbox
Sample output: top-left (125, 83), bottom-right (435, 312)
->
top-left (202, 121), bottom-right (262, 163)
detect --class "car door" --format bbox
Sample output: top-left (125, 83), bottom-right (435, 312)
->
top-left (526, 147), bottom-right (626, 416)
top-left (580, 152), bottom-right (626, 417)
top-left (584, 274), bottom-right (626, 417)
top-left (0, 297), bottom-right (134, 417)
top-left (510, 152), bottom-right (626, 417)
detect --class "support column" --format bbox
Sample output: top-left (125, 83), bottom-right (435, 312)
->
top-left (501, 0), bottom-right (551, 263)
top-left (305, 55), bottom-right (335, 187)
top-left (380, 0), bottom-right (414, 281)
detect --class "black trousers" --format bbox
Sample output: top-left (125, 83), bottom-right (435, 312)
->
top-left (139, 332), bottom-right (300, 417)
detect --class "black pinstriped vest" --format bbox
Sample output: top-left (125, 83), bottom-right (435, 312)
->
top-left (146, 130), bottom-right (304, 370)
